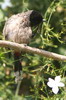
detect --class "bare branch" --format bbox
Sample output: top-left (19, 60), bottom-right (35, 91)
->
top-left (0, 40), bottom-right (66, 61)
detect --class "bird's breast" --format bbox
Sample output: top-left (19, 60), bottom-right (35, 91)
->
top-left (14, 27), bottom-right (32, 44)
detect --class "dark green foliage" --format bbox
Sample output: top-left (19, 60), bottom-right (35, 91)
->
top-left (0, 0), bottom-right (66, 99)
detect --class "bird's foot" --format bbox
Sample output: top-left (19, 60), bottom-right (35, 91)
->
top-left (22, 44), bottom-right (27, 46)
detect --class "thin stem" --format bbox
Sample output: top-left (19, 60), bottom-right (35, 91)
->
top-left (15, 80), bottom-right (22, 96)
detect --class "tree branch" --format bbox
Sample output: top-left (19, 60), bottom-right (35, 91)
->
top-left (0, 40), bottom-right (66, 61)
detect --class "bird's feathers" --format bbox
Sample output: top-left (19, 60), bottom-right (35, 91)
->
top-left (3, 10), bottom-right (43, 82)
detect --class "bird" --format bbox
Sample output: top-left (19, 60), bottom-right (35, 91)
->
top-left (3, 10), bottom-right (44, 82)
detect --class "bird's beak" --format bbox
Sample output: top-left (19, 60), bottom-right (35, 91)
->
top-left (43, 19), bottom-right (46, 22)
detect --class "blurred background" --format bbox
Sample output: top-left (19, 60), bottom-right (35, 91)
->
top-left (0, 0), bottom-right (66, 99)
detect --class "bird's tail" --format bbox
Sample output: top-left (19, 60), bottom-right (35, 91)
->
top-left (14, 52), bottom-right (22, 83)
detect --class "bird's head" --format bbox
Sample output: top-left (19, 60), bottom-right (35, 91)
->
top-left (29, 10), bottom-right (44, 27)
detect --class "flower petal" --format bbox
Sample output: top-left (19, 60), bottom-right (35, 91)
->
top-left (55, 76), bottom-right (61, 83)
top-left (58, 82), bottom-right (65, 87)
top-left (47, 82), bottom-right (53, 88)
top-left (52, 87), bottom-right (59, 94)
top-left (48, 78), bottom-right (55, 83)
top-left (47, 78), bottom-right (55, 88)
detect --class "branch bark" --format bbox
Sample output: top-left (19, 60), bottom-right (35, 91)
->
top-left (0, 40), bottom-right (66, 61)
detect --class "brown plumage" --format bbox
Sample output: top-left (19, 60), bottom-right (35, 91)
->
top-left (3, 10), bottom-right (43, 82)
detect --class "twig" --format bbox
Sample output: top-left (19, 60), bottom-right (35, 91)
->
top-left (0, 40), bottom-right (66, 61)
top-left (15, 80), bottom-right (22, 96)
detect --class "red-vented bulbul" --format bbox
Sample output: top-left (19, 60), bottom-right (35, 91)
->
top-left (3, 10), bottom-right (44, 82)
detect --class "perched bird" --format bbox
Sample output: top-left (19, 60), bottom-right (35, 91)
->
top-left (3, 10), bottom-right (44, 82)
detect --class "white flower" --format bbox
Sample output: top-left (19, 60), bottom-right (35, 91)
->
top-left (47, 76), bottom-right (65, 94)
